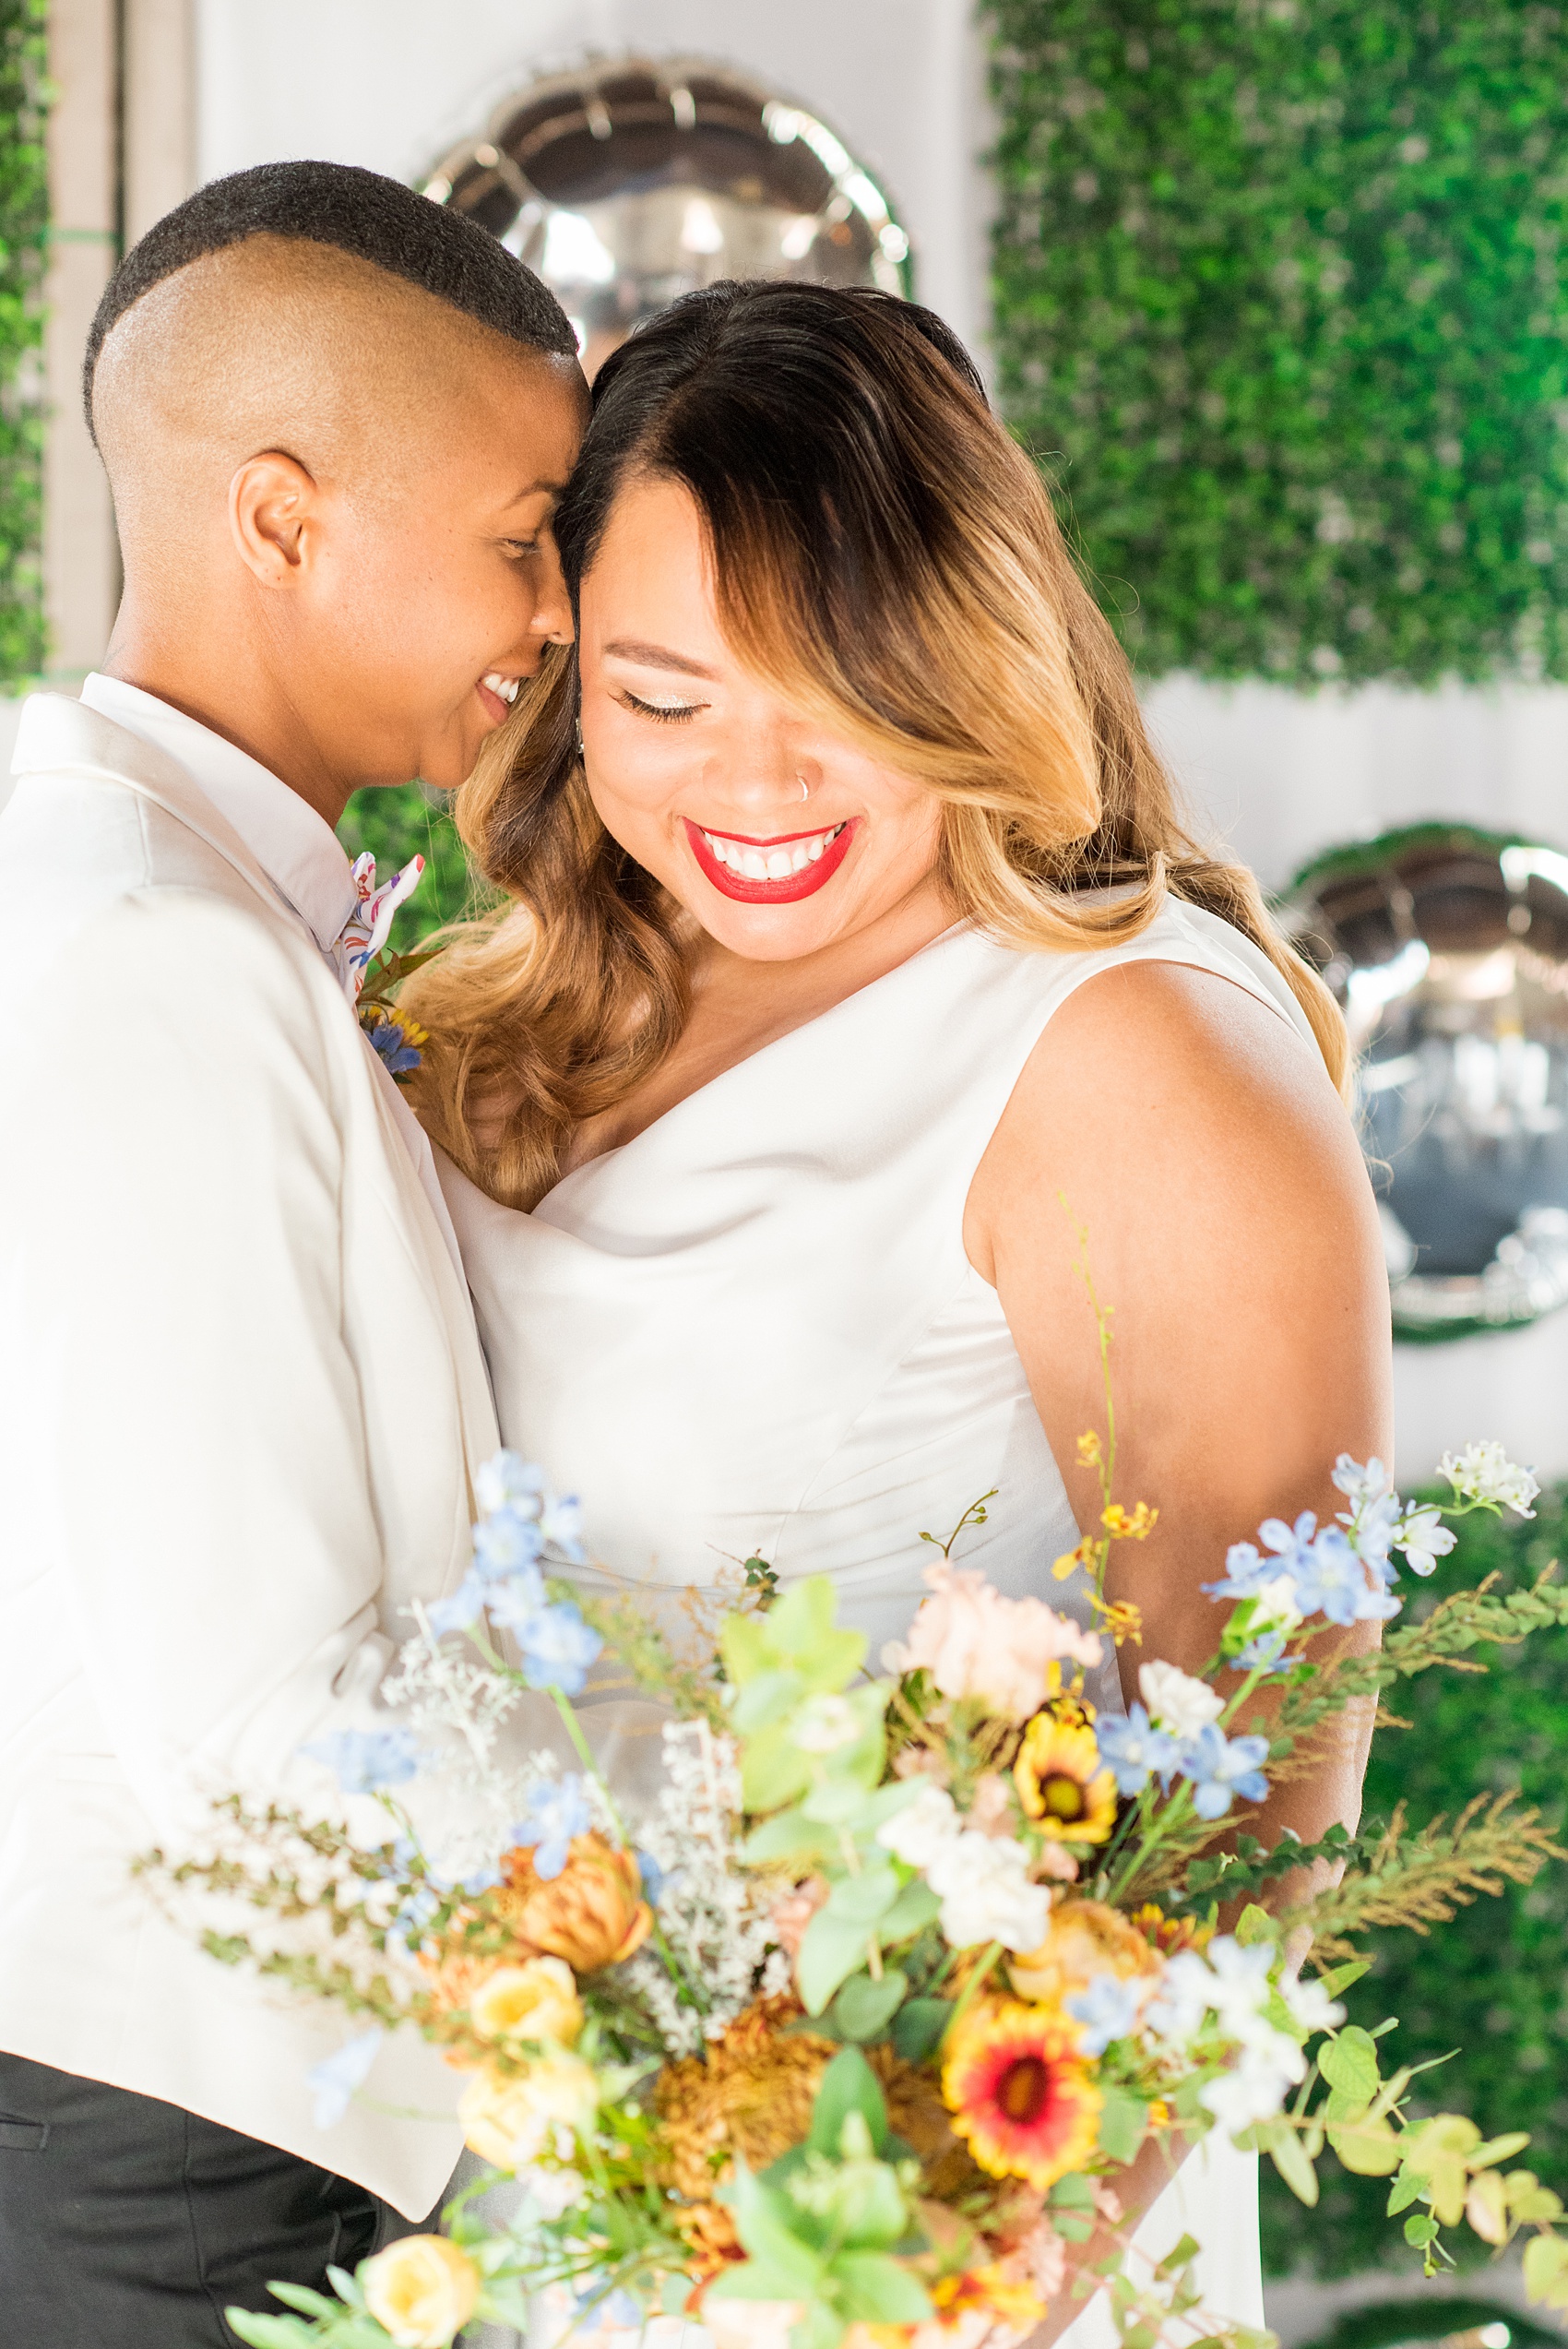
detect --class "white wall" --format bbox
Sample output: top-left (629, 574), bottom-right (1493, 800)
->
top-left (195, 0), bottom-right (993, 364)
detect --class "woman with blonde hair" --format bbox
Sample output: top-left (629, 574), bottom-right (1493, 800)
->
top-left (409, 280), bottom-right (1390, 2343)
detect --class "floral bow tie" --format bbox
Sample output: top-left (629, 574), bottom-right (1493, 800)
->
top-left (331, 851), bottom-right (423, 1004)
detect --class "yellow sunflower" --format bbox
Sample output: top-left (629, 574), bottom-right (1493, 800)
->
top-left (1013, 1711), bottom-right (1118, 1844)
top-left (942, 2000), bottom-right (1102, 2193)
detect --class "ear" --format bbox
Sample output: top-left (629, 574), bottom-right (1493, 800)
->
top-left (228, 450), bottom-right (321, 589)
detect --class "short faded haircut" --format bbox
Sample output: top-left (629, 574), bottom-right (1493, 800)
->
top-left (85, 158), bottom-right (576, 441)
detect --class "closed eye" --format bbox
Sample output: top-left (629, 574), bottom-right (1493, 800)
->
top-left (502, 537), bottom-right (542, 558)
top-left (620, 689), bottom-right (706, 724)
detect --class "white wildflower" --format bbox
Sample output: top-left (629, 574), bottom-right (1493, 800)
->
top-left (1138, 1660), bottom-right (1224, 1740)
top-left (1392, 1504), bottom-right (1456, 1578)
top-left (1280, 1974), bottom-right (1345, 2036)
top-left (1142, 1949), bottom-right (1216, 2049)
top-left (1440, 1441), bottom-right (1539, 1519)
top-left (520, 2166), bottom-right (588, 2221)
top-left (1250, 1574), bottom-right (1304, 1634)
top-left (875, 1784), bottom-right (961, 1869)
top-left (924, 1831), bottom-right (1051, 1953)
top-left (791, 1694), bottom-right (862, 1755)
top-left (1201, 2026), bottom-right (1305, 2132)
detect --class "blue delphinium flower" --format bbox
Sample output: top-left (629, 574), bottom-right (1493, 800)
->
top-left (473, 1508), bottom-right (545, 1584)
top-left (1203, 1539), bottom-right (1276, 1604)
top-left (637, 1850), bottom-right (666, 1903)
top-left (362, 1015), bottom-right (422, 1079)
top-left (306, 2026), bottom-right (384, 2128)
top-left (425, 1569), bottom-right (485, 1638)
top-left (1066, 1973), bottom-right (1145, 2057)
top-left (513, 1598), bottom-right (602, 1697)
top-left (513, 1776), bottom-right (593, 1879)
top-left (1175, 1723), bottom-right (1271, 1820)
top-left (1229, 1628), bottom-right (1292, 1674)
top-left (475, 1450), bottom-right (546, 1519)
top-left (1289, 1525), bottom-right (1399, 1626)
top-left (1094, 1703), bottom-right (1178, 1796)
top-left (302, 1727), bottom-right (422, 1794)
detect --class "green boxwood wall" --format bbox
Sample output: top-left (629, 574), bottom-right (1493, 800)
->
top-left (1261, 1482), bottom-right (1568, 2280)
top-left (337, 781), bottom-right (481, 954)
top-left (984, 0), bottom-right (1568, 685)
top-left (0, 0), bottom-right (47, 684)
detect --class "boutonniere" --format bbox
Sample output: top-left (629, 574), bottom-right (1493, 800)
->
top-left (355, 945), bottom-right (439, 1088)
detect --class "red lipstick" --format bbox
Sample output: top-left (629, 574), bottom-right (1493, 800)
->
top-left (683, 817), bottom-right (858, 904)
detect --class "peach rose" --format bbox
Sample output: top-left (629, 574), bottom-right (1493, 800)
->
top-left (498, 1831), bottom-right (652, 1973)
top-left (885, 1565), bottom-right (1103, 1723)
top-left (1008, 1899), bottom-right (1162, 2006)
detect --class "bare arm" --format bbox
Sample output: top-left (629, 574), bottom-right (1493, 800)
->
top-left (964, 958), bottom-right (1392, 2336)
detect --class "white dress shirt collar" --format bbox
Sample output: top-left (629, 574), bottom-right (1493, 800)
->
top-left (78, 673), bottom-right (358, 957)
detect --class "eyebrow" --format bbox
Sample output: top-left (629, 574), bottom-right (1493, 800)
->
top-left (505, 478), bottom-right (569, 505)
top-left (602, 638), bottom-right (719, 680)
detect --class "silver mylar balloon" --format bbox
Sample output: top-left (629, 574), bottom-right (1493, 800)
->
top-left (1289, 826), bottom-right (1568, 1339)
top-left (422, 56), bottom-right (911, 376)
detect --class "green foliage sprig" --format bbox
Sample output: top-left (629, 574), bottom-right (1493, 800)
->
top-left (0, 0), bottom-right (46, 686)
top-left (1263, 1481), bottom-right (1568, 2282)
top-left (984, 0), bottom-right (1568, 684)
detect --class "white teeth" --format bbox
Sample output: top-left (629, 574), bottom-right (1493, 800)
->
top-left (481, 672), bottom-right (520, 705)
top-left (698, 821), bottom-right (846, 881)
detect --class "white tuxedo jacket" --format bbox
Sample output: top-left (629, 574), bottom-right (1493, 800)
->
top-left (0, 696), bottom-right (498, 2216)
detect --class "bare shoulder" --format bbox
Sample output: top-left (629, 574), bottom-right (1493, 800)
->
top-left (965, 954), bottom-right (1377, 1296)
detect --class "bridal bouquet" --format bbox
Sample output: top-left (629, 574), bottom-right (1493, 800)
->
top-left (141, 1398), bottom-right (1568, 2349)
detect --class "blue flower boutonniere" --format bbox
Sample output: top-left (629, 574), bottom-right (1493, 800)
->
top-left (358, 1003), bottom-right (427, 1084)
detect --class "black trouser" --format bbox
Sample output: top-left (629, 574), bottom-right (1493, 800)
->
top-left (0, 2050), bottom-right (394, 2347)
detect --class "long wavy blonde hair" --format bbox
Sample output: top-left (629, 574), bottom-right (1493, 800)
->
top-left (408, 281), bottom-right (1346, 1209)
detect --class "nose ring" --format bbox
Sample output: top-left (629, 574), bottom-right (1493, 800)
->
top-left (798, 775), bottom-right (809, 803)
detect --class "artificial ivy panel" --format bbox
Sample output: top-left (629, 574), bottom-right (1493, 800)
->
top-left (0, 0), bottom-right (45, 685)
top-left (984, 0), bottom-right (1568, 684)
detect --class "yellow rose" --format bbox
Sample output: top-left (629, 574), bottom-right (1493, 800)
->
top-left (362, 2235), bottom-right (479, 2349)
top-left (469, 1955), bottom-right (583, 2049)
top-left (458, 2049), bottom-right (600, 2170)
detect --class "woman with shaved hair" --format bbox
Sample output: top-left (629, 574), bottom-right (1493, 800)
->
top-left (410, 281), bottom-right (1392, 2347)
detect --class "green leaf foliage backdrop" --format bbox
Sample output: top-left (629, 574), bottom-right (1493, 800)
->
top-left (984, 0), bottom-right (1568, 685)
top-left (1261, 1482), bottom-right (1568, 2280)
top-left (337, 782), bottom-right (483, 953)
top-left (0, 0), bottom-right (46, 684)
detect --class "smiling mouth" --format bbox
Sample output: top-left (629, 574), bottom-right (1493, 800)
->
top-left (684, 817), bottom-right (857, 903)
top-left (478, 671), bottom-right (522, 721)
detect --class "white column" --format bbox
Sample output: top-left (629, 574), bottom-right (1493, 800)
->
top-left (42, 0), bottom-right (119, 687)
top-left (123, 0), bottom-right (197, 244)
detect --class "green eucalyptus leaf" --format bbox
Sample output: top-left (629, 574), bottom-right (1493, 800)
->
top-left (832, 1968), bottom-right (909, 2043)
top-left (798, 1911), bottom-right (875, 2015)
top-left (832, 2252), bottom-right (932, 2326)
top-left (809, 2046), bottom-right (890, 2156)
top-left (892, 1996), bottom-right (952, 2062)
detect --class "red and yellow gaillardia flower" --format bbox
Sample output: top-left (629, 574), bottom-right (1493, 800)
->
top-left (942, 2000), bottom-right (1102, 2193)
top-left (1013, 1711), bottom-right (1118, 1845)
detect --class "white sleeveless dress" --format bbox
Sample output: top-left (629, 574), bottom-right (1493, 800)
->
top-left (442, 900), bottom-right (1313, 2349)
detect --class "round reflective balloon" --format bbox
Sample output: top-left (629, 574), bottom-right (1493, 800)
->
top-left (1288, 824), bottom-right (1568, 1339)
top-left (423, 57), bottom-right (911, 376)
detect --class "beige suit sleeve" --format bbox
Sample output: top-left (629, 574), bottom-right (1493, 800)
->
top-left (2, 887), bottom-right (404, 1834)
